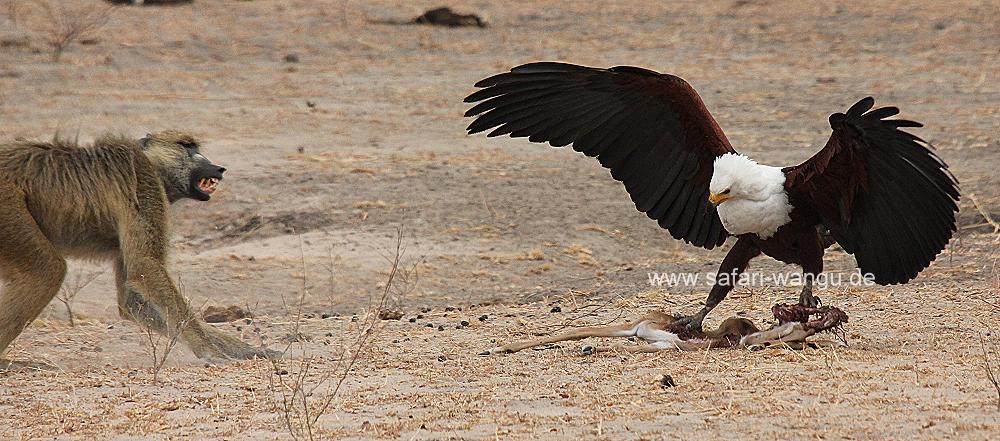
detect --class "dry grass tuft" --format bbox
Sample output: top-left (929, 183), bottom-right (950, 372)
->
top-left (55, 269), bottom-right (103, 327)
top-left (28, 1), bottom-right (113, 61)
top-left (264, 228), bottom-right (415, 440)
top-left (981, 332), bottom-right (1000, 411)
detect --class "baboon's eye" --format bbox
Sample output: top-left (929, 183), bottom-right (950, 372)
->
top-left (179, 140), bottom-right (198, 151)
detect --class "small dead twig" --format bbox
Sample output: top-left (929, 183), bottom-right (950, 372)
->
top-left (31, 1), bottom-right (113, 61)
top-left (311, 228), bottom-right (405, 421)
top-left (142, 313), bottom-right (194, 385)
top-left (969, 193), bottom-right (1000, 243)
top-left (141, 280), bottom-right (198, 385)
top-left (56, 269), bottom-right (104, 326)
top-left (266, 227), bottom-right (410, 440)
top-left (980, 332), bottom-right (1000, 411)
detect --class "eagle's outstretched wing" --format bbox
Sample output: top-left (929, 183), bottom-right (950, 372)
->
top-left (784, 97), bottom-right (960, 284)
top-left (464, 62), bottom-right (736, 249)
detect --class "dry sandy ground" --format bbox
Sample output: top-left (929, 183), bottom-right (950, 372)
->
top-left (1, 0), bottom-right (1000, 439)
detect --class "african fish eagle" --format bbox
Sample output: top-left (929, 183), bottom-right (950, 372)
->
top-left (464, 62), bottom-right (960, 331)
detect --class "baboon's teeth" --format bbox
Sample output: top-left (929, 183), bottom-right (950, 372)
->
top-left (198, 177), bottom-right (219, 194)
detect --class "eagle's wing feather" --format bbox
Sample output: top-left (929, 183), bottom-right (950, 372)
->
top-left (784, 97), bottom-right (959, 284)
top-left (464, 62), bottom-right (735, 249)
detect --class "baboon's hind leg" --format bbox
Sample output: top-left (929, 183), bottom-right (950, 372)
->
top-left (0, 189), bottom-right (68, 361)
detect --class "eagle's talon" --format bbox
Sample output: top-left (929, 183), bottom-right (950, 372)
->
top-left (673, 314), bottom-right (705, 333)
top-left (798, 290), bottom-right (821, 308)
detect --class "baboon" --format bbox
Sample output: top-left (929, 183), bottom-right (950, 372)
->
top-left (0, 131), bottom-right (276, 367)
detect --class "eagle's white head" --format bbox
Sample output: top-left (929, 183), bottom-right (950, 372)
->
top-left (709, 153), bottom-right (793, 238)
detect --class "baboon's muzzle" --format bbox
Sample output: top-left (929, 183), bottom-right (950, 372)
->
top-left (190, 164), bottom-right (226, 201)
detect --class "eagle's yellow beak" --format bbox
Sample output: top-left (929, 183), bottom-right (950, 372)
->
top-left (708, 192), bottom-right (731, 205)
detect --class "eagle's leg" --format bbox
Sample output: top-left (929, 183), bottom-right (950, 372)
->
top-left (798, 228), bottom-right (826, 308)
top-left (674, 237), bottom-right (760, 332)
top-left (798, 278), bottom-right (821, 307)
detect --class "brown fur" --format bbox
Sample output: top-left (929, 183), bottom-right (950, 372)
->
top-left (0, 131), bottom-right (276, 365)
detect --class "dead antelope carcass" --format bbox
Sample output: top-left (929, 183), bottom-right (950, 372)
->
top-left (480, 304), bottom-right (848, 356)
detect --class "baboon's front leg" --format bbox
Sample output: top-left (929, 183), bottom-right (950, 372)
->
top-left (115, 257), bottom-right (167, 333)
top-left (118, 227), bottom-right (276, 360)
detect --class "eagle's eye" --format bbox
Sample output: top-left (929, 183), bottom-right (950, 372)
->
top-left (721, 189), bottom-right (731, 195)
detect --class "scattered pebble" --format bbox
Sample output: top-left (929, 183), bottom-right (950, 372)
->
top-left (550, 306), bottom-right (562, 313)
top-left (425, 323), bottom-right (434, 328)
top-left (284, 53), bottom-right (300, 63)
top-left (478, 315), bottom-right (488, 321)
top-left (202, 305), bottom-right (248, 323)
top-left (437, 325), bottom-right (445, 331)
top-left (437, 355), bottom-right (447, 362)
top-left (408, 317), bottom-right (417, 323)
top-left (460, 320), bottom-right (470, 327)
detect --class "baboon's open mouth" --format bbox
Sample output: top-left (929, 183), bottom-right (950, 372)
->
top-left (190, 173), bottom-right (224, 201)
top-left (198, 177), bottom-right (220, 195)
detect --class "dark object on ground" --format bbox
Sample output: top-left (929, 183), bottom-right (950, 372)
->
top-left (106, 0), bottom-right (194, 5)
top-left (202, 305), bottom-right (249, 323)
top-left (379, 310), bottom-right (404, 320)
top-left (660, 374), bottom-right (676, 388)
top-left (413, 7), bottom-right (487, 28)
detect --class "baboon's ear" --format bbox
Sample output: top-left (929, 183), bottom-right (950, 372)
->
top-left (139, 134), bottom-right (152, 150)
